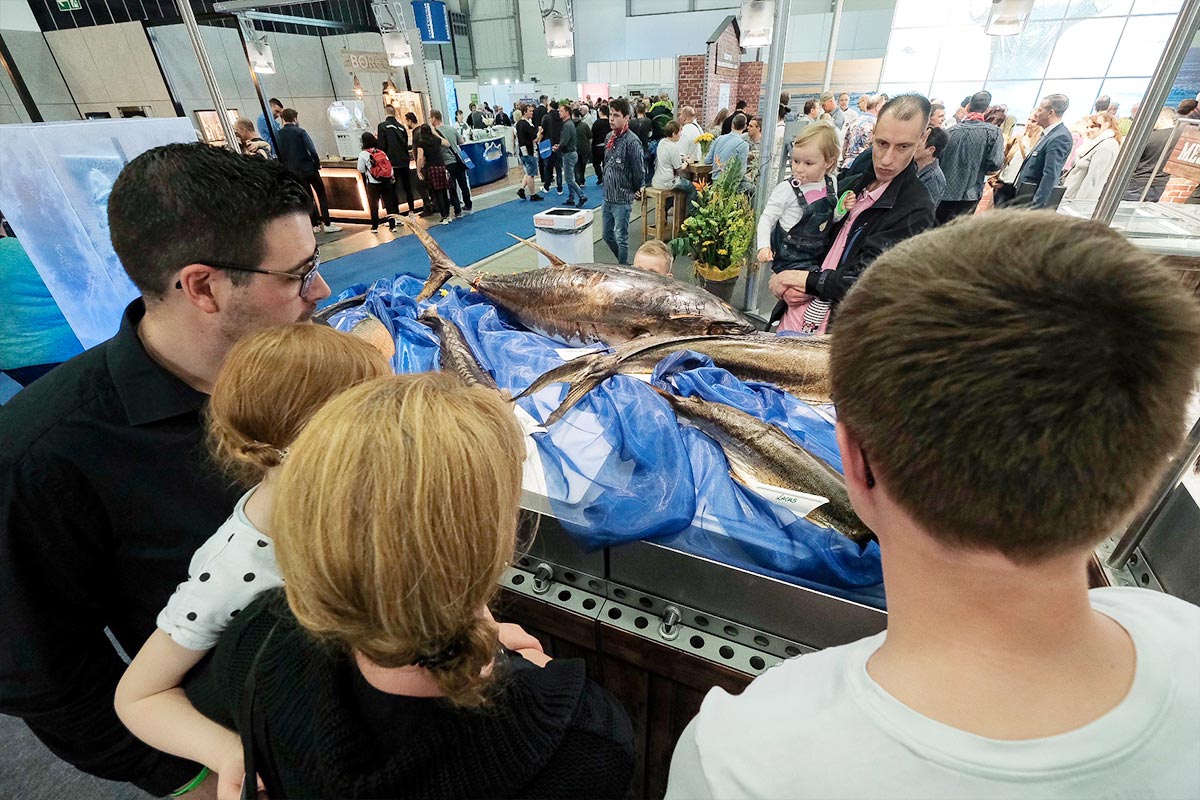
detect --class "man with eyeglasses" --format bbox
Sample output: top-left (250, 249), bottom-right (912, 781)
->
top-left (0, 143), bottom-right (330, 799)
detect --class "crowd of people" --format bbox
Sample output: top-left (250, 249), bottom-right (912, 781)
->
top-left (1, 139), bottom-right (1198, 800)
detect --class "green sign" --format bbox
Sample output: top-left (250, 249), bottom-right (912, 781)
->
top-left (470, 93), bottom-right (479, 105)
top-left (57, 0), bottom-right (82, 10)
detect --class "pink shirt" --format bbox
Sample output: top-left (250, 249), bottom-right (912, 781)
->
top-left (778, 179), bottom-right (891, 335)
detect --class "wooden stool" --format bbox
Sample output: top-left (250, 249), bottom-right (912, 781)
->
top-left (642, 186), bottom-right (687, 243)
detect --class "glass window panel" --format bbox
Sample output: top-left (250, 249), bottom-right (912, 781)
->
top-left (694, 0), bottom-right (740, 9)
top-left (629, 0), bottom-right (688, 14)
top-left (1098, 77), bottom-right (1151, 116)
top-left (1131, 0), bottom-right (1182, 12)
top-left (1030, 0), bottom-right (1071, 19)
top-left (930, 80), bottom-right (987, 109)
top-left (982, 79), bottom-right (1044, 121)
top-left (1108, 15), bottom-right (1175, 76)
top-left (891, 0), bottom-right (974, 28)
top-left (1067, 0), bottom-right (1134, 16)
top-left (1044, 17), bottom-right (1126, 79)
top-left (988, 20), bottom-right (1061, 81)
top-left (1036, 77), bottom-right (1105, 119)
top-left (881, 28), bottom-right (940, 83)
top-left (933, 26), bottom-right (993, 82)
top-left (879, 81), bottom-right (930, 99)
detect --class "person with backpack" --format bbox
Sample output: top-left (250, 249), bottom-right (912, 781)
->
top-left (377, 105), bottom-right (416, 216)
top-left (358, 132), bottom-right (398, 233)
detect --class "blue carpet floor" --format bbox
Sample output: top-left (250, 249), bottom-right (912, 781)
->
top-left (322, 175), bottom-right (604, 299)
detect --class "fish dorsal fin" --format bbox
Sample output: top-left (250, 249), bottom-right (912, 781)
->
top-left (401, 214), bottom-right (462, 275)
top-left (507, 232), bottom-right (568, 268)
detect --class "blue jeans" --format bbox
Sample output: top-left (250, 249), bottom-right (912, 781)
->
top-left (562, 151), bottom-right (582, 203)
top-left (603, 201), bottom-right (632, 265)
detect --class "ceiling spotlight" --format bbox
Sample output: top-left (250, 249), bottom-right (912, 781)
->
top-left (505, 78), bottom-right (511, 84)
top-left (985, 0), bottom-right (1035, 36)
top-left (739, 1), bottom-right (775, 48)
top-left (373, 1), bottom-right (415, 66)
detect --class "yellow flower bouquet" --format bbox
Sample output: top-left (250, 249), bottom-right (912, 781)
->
top-left (669, 157), bottom-right (754, 284)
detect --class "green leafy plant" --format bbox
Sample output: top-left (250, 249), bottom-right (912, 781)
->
top-left (669, 157), bottom-right (754, 281)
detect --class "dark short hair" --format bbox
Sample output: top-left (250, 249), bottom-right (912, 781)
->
top-left (469, 102), bottom-right (476, 110)
top-left (959, 96), bottom-right (971, 108)
top-left (609, 98), bottom-right (631, 117)
top-left (385, 104), bottom-right (396, 115)
top-left (830, 211), bottom-right (1200, 563)
top-left (572, 108), bottom-right (582, 120)
top-left (1178, 99), bottom-right (1199, 116)
top-left (280, 108), bottom-right (298, 123)
top-left (803, 99), bottom-right (817, 115)
top-left (599, 103), bottom-right (610, 116)
top-left (539, 94), bottom-right (548, 102)
top-left (731, 112), bottom-right (747, 130)
top-left (1042, 93), bottom-right (1070, 117)
top-left (268, 98), bottom-right (283, 108)
top-left (404, 112), bottom-right (418, 124)
top-left (108, 143), bottom-right (311, 297)
top-left (635, 102), bottom-right (647, 115)
top-left (1094, 95), bottom-right (1111, 112)
top-left (361, 131), bottom-right (378, 148)
top-left (663, 119), bottom-right (681, 137)
top-left (925, 125), bottom-right (948, 158)
top-left (968, 90), bottom-right (992, 113)
top-left (550, 100), bottom-right (559, 109)
top-left (735, 100), bottom-right (747, 109)
top-left (431, 109), bottom-right (443, 122)
top-left (879, 93), bottom-right (931, 127)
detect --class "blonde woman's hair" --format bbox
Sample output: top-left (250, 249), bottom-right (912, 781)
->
top-left (1090, 112), bottom-right (1123, 144)
top-left (793, 122), bottom-right (841, 173)
top-left (207, 324), bottom-right (392, 487)
top-left (273, 373), bottom-right (525, 708)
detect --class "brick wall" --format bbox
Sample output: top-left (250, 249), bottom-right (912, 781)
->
top-left (676, 55), bottom-right (705, 115)
top-left (738, 61), bottom-right (765, 119)
top-left (1161, 175), bottom-right (1199, 203)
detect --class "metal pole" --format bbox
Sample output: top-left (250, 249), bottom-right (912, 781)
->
top-left (744, 0), bottom-right (792, 313)
top-left (821, 0), bottom-right (843, 93)
top-left (175, 0), bottom-right (241, 153)
top-left (1090, 0), bottom-right (1200, 225)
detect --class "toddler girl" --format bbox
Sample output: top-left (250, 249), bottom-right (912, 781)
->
top-left (115, 323), bottom-right (391, 800)
top-left (755, 124), bottom-right (855, 334)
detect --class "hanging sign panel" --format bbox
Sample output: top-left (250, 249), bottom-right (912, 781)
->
top-left (412, 1), bottom-right (451, 44)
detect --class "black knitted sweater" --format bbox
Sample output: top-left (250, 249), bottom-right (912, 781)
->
top-left (186, 592), bottom-right (635, 799)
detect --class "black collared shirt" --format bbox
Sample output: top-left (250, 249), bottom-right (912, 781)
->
top-left (0, 300), bottom-right (241, 794)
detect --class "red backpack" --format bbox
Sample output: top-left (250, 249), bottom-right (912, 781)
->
top-left (366, 148), bottom-right (393, 179)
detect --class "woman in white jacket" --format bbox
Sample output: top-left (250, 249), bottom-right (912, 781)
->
top-left (1063, 114), bottom-right (1122, 201)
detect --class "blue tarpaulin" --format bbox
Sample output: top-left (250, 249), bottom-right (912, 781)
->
top-left (328, 275), bottom-right (884, 607)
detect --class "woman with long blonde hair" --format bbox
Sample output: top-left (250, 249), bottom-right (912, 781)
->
top-left (1063, 113), bottom-right (1123, 202)
top-left (182, 373), bottom-right (635, 799)
top-left (116, 324), bottom-right (392, 800)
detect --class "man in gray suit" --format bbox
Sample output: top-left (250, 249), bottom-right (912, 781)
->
top-left (1008, 94), bottom-right (1072, 210)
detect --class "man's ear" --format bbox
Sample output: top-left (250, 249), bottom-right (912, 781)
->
top-left (176, 264), bottom-right (224, 315)
top-left (836, 421), bottom-right (872, 494)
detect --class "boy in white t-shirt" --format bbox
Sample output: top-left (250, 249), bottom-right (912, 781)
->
top-left (666, 210), bottom-right (1200, 800)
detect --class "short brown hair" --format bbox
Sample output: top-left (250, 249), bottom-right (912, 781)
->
top-left (280, 107), bottom-right (298, 123)
top-left (207, 324), bottom-right (392, 487)
top-left (830, 211), bottom-right (1200, 563)
top-left (663, 119), bottom-right (681, 137)
top-left (878, 93), bottom-right (930, 127)
top-left (273, 373), bottom-right (525, 707)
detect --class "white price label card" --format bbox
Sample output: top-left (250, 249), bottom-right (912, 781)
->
top-left (554, 346), bottom-right (604, 361)
top-left (747, 481), bottom-right (829, 516)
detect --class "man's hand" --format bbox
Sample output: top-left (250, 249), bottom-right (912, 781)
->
top-left (769, 270), bottom-right (810, 302)
top-left (757, 247), bottom-right (773, 264)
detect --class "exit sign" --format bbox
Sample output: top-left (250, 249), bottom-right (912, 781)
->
top-left (57, 0), bottom-right (82, 10)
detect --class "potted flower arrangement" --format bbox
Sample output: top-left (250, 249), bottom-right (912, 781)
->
top-left (695, 131), bottom-right (715, 160)
top-left (669, 157), bottom-right (754, 301)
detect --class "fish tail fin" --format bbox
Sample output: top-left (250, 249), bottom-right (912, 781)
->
top-left (513, 358), bottom-right (594, 401)
top-left (404, 216), bottom-right (468, 301)
top-left (507, 232), bottom-right (568, 268)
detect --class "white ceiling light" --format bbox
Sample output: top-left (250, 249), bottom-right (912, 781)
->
top-left (237, 15), bottom-right (275, 74)
top-left (985, 0), bottom-right (1035, 36)
top-left (539, 0), bottom-right (574, 58)
top-left (374, 2), bottom-right (415, 67)
top-left (739, 1), bottom-right (775, 48)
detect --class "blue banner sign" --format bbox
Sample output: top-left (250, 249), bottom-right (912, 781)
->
top-left (412, 1), bottom-right (451, 44)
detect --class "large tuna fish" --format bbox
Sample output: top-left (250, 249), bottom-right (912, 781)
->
top-left (655, 388), bottom-right (873, 545)
top-left (403, 216), bottom-right (756, 344)
top-left (517, 332), bottom-right (831, 424)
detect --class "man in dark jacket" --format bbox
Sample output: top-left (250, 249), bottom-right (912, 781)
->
top-left (378, 104), bottom-right (416, 215)
top-left (276, 108), bottom-right (341, 233)
top-left (1008, 93), bottom-right (1072, 210)
top-left (770, 94), bottom-right (937, 328)
top-left (573, 107), bottom-right (592, 188)
top-left (540, 100), bottom-right (564, 195)
top-left (591, 104), bottom-right (611, 185)
top-left (936, 90), bottom-right (1005, 224)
